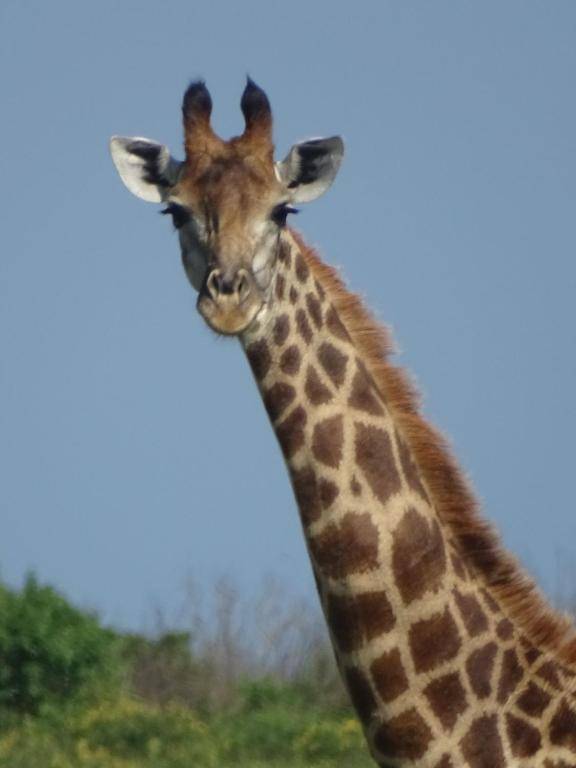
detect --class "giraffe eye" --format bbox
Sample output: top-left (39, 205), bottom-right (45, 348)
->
top-left (160, 203), bottom-right (191, 230)
top-left (271, 203), bottom-right (298, 228)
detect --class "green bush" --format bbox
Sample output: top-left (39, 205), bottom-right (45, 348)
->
top-left (294, 717), bottom-right (367, 763)
top-left (238, 678), bottom-right (306, 712)
top-left (210, 679), bottom-right (370, 766)
top-left (70, 697), bottom-right (216, 764)
top-left (0, 717), bottom-right (136, 768)
top-left (0, 574), bottom-right (374, 767)
top-left (0, 575), bottom-right (121, 716)
top-left (218, 707), bottom-right (308, 762)
top-left (0, 695), bottom-right (374, 768)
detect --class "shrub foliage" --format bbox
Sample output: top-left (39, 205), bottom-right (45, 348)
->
top-left (0, 575), bottom-right (120, 715)
top-left (0, 574), bottom-right (374, 767)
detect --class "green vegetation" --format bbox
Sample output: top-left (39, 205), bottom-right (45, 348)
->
top-left (0, 688), bottom-right (372, 767)
top-left (0, 575), bottom-right (120, 717)
top-left (0, 575), bottom-right (374, 767)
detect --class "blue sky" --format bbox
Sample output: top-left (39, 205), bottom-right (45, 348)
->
top-left (1, 1), bottom-right (575, 629)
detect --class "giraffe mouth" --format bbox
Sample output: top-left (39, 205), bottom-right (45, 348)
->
top-left (197, 293), bottom-right (263, 336)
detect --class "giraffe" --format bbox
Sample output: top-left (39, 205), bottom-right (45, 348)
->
top-left (110, 79), bottom-right (576, 767)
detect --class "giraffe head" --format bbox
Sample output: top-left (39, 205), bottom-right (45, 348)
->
top-left (110, 79), bottom-right (344, 335)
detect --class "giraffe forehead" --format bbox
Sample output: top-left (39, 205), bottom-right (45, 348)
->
top-left (177, 148), bottom-right (281, 217)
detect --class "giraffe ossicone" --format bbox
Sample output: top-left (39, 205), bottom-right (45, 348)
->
top-left (110, 78), bottom-right (576, 767)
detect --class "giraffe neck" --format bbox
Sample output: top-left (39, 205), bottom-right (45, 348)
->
top-left (241, 232), bottom-right (576, 767)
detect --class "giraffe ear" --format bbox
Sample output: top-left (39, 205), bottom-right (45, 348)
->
top-left (276, 136), bottom-right (344, 203)
top-left (109, 136), bottom-right (182, 203)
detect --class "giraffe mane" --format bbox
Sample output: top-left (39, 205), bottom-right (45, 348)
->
top-left (293, 230), bottom-right (576, 668)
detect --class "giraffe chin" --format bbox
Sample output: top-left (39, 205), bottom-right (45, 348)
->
top-left (197, 295), bottom-right (262, 336)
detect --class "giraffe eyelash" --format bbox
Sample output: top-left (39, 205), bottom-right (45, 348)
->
top-left (160, 203), bottom-right (191, 229)
top-left (271, 203), bottom-right (299, 227)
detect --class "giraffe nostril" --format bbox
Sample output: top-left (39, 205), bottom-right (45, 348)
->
top-left (206, 268), bottom-right (253, 303)
top-left (206, 269), bottom-right (222, 300)
top-left (235, 270), bottom-right (252, 303)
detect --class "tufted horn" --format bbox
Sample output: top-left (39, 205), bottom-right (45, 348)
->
top-left (182, 80), bottom-right (220, 156)
top-left (239, 77), bottom-right (273, 152)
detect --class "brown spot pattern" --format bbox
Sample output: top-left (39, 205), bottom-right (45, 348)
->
top-left (326, 305), bottom-right (350, 340)
top-left (465, 642), bottom-right (497, 699)
top-left (263, 382), bottom-right (296, 422)
top-left (328, 590), bottom-right (395, 654)
top-left (273, 314), bottom-right (290, 346)
top-left (246, 339), bottom-right (271, 381)
top-left (295, 252), bottom-right (310, 283)
top-left (350, 476), bottom-right (362, 496)
top-left (312, 415), bottom-right (343, 468)
top-left (408, 607), bottom-right (461, 674)
top-left (505, 713), bottom-right (541, 758)
top-left (424, 672), bottom-right (468, 732)
top-left (276, 406), bottom-right (306, 459)
top-left (278, 241), bottom-right (291, 266)
top-left (296, 308), bottom-right (312, 344)
top-left (318, 342), bottom-right (348, 388)
top-left (306, 292), bottom-right (323, 329)
top-left (370, 647), bottom-right (409, 703)
top-left (454, 589), bottom-right (489, 638)
top-left (396, 432), bottom-right (430, 501)
top-left (318, 478), bottom-right (339, 509)
top-left (516, 681), bottom-right (551, 718)
top-left (348, 366), bottom-right (384, 415)
top-left (460, 714), bottom-right (505, 768)
top-left (450, 552), bottom-right (467, 579)
top-left (392, 508), bottom-right (447, 605)
top-left (345, 667), bottom-right (377, 723)
top-left (480, 588), bottom-right (501, 614)
top-left (315, 279), bottom-right (325, 302)
top-left (280, 345), bottom-right (301, 376)
top-left (355, 423), bottom-right (402, 505)
top-left (310, 512), bottom-right (379, 580)
top-left (433, 757), bottom-right (453, 768)
top-left (374, 708), bottom-right (433, 761)
top-left (304, 365), bottom-right (333, 406)
top-left (291, 466), bottom-right (320, 527)
top-left (275, 273), bottom-right (285, 300)
top-left (536, 660), bottom-right (563, 691)
top-left (524, 645), bottom-right (542, 666)
top-left (549, 700), bottom-right (576, 751)
top-left (289, 286), bottom-right (299, 304)
top-left (497, 649), bottom-right (524, 704)
top-left (496, 618), bottom-right (513, 641)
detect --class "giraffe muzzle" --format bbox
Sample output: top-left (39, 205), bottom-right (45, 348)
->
top-left (197, 267), bottom-right (262, 335)
top-left (206, 268), bottom-right (252, 302)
